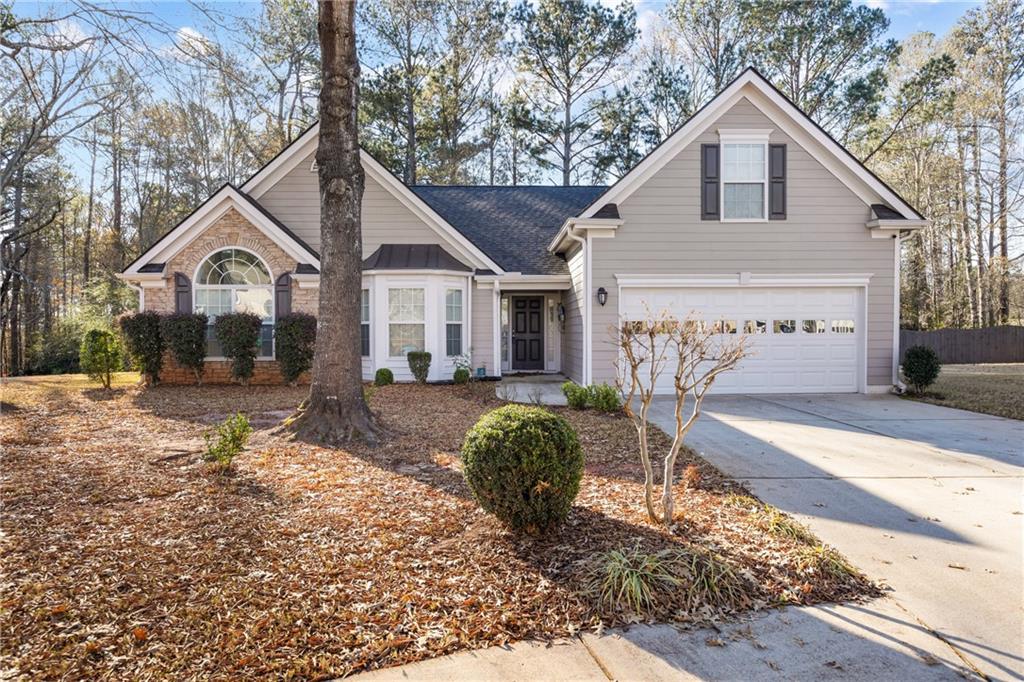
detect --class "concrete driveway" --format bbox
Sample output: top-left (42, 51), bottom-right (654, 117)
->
top-left (649, 394), bottom-right (1023, 681)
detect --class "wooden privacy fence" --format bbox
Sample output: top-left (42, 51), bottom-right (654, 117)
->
top-left (900, 326), bottom-right (1024, 364)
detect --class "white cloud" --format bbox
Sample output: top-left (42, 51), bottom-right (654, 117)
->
top-left (174, 26), bottom-right (213, 58)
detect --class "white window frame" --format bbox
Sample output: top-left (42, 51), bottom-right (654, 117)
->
top-left (444, 288), bottom-right (464, 358)
top-left (360, 288), bottom-right (371, 358)
top-left (387, 287), bottom-right (426, 358)
top-left (192, 246), bottom-right (275, 360)
top-left (718, 129), bottom-right (771, 223)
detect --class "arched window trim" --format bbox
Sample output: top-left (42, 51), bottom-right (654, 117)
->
top-left (193, 246), bottom-right (276, 359)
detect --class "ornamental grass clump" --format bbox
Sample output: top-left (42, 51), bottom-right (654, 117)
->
top-left (462, 405), bottom-right (583, 534)
top-left (160, 313), bottom-right (208, 384)
top-left (274, 312), bottom-right (317, 385)
top-left (214, 312), bottom-right (263, 385)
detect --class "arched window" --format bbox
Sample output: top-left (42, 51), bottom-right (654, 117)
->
top-left (194, 248), bottom-right (274, 357)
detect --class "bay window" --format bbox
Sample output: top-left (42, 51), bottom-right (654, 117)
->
top-left (445, 288), bottom-right (463, 356)
top-left (388, 287), bottom-right (425, 357)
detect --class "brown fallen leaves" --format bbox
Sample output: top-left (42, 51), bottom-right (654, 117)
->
top-left (0, 377), bottom-right (876, 679)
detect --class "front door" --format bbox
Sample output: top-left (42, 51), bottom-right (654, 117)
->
top-left (512, 297), bottom-right (544, 370)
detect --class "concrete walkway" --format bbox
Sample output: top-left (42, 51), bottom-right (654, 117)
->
top-left (496, 374), bottom-right (568, 406)
top-left (648, 394), bottom-right (1023, 681)
top-left (354, 597), bottom-right (974, 681)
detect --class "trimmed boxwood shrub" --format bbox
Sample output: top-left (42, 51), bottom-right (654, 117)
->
top-left (275, 312), bottom-right (317, 385)
top-left (119, 311), bottom-right (164, 385)
top-left (903, 345), bottom-right (941, 394)
top-left (462, 405), bottom-right (583, 533)
top-left (374, 367), bottom-right (394, 386)
top-left (214, 312), bottom-right (263, 385)
top-left (453, 367), bottom-right (470, 384)
top-left (407, 350), bottom-right (431, 383)
top-left (160, 312), bottom-right (208, 384)
top-left (80, 328), bottom-right (121, 389)
top-left (562, 381), bottom-right (588, 409)
top-left (587, 384), bottom-right (620, 412)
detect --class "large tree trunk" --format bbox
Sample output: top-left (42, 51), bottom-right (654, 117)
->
top-left (284, 0), bottom-right (380, 446)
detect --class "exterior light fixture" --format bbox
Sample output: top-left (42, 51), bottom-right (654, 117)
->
top-left (596, 287), bottom-right (608, 306)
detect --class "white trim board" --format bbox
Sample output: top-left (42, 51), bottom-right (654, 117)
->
top-left (614, 273), bottom-right (873, 288)
top-left (576, 68), bottom-right (923, 222)
top-left (123, 185), bottom-right (319, 276)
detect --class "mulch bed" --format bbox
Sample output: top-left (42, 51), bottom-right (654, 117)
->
top-left (1, 378), bottom-right (877, 679)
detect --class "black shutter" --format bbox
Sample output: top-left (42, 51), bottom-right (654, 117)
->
top-left (769, 144), bottom-right (786, 220)
top-left (701, 144), bottom-right (720, 220)
top-left (275, 273), bottom-right (292, 321)
top-left (174, 273), bottom-right (191, 313)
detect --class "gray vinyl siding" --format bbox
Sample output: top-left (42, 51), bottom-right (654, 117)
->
top-left (258, 151), bottom-right (449, 254)
top-left (471, 285), bottom-right (495, 375)
top-left (560, 244), bottom-right (585, 382)
top-left (589, 96), bottom-right (896, 388)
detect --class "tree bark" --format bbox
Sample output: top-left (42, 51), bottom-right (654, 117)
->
top-left (283, 0), bottom-right (380, 446)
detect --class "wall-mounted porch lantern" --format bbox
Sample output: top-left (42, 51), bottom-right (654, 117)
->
top-left (596, 287), bottom-right (608, 306)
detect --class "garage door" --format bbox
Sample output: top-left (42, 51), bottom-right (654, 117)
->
top-left (619, 286), bottom-right (862, 394)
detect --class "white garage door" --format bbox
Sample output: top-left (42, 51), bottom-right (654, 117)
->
top-left (619, 286), bottom-right (863, 394)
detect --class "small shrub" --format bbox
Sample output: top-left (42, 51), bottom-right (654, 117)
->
top-left (682, 464), bottom-right (702, 490)
top-left (562, 381), bottom-right (588, 409)
top-left (204, 413), bottom-right (252, 473)
top-left (374, 367), bottom-right (394, 386)
top-left (275, 312), bottom-right (317, 385)
top-left (587, 383), bottom-right (620, 412)
top-left (453, 367), bottom-right (470, 384)
top-left (462, 405), bottom-right (583, 533)
top-left (160, 313), bottom-right (207, 384)
top-left (214, 312), bottom-right (263, 385)
top-left (903, 345), bottom-right (941, 393)
top-left (118, 311), bottom-right (164, 385)
top-left (79, 329), bottom-right (122, 389)
top-left (407, 350), bottom-right (431, 383)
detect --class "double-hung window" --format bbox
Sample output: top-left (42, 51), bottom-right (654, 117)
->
top-left (720, 132), bottom-right (769, 221)
top-left (388, 288), bottom-right (425, 357)
top-left (360, 289), bottom-right (370, 357)
top-left (445, 288), bottom-right (463, 356)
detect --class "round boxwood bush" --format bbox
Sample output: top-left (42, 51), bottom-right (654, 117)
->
top-left (903, 345), bottom-right (941, 394)
top-left (462, 405), bottom-right (584, 534)
top-left (453, 367), bottom-right (470, 384)
top-left (374, 367), bottom-right (394, 386)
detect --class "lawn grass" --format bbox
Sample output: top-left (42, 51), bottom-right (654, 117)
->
top-left (903, 363), bottom-right (1024, 420)
top-left (0, 377), bottom-right (875, 679)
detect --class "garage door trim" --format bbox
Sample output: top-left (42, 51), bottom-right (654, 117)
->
top-left (615, 273), bottom-right (871, 394)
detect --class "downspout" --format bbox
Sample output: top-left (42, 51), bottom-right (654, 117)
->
top-left (565, 223), bottom-right (589, 385)
top-left (891, 232), bottom-right (907, 394)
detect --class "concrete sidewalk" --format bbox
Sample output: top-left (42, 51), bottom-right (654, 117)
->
top-left (353, 598), bottom-right (975, 681)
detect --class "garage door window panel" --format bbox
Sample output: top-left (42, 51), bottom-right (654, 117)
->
top-left (802, 319), bottom-right (826, 334)
top-left (832, 319), bottom-right (855, 334)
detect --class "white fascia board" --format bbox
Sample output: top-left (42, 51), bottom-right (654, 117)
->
top-left (291, 273), bottom-right (320, 289)
top-left (124, 186), bottom-right (319, 276)
top-left (718, 128), bottom-right (772, 142)
top-left (240, 122), bottom-right (505, 275)
top-left (548, 218), bottom-right (623, 252)
top-left (579, 70), bottom-right (924, 221)
top-left (476, 273), bottom-right (571, 290)
top-left (117, 271), bottom-right (164, 283)
top-left (364, 268), bottom-right (472, 278)
top-left (615, 273), bottom-right (873, 288)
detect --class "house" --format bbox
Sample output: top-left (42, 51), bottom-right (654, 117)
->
top-left (120, 68), bottom-right (927, 393)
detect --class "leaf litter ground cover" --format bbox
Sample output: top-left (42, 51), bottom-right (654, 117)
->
top-left (1, 376), bottom-right (877, 679)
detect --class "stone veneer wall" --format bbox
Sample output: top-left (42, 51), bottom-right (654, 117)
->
top-left (144, 206), bottom-right (318, 385)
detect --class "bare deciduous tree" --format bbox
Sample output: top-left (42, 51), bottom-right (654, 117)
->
top-left (615, 309), bottom-right (747, 525)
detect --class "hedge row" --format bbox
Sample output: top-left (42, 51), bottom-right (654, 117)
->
top-left (116, 311), bottom-right (316, 386)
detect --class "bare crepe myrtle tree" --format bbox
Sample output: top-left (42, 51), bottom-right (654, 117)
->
top-left (614, 308), bottom-right (748, 525)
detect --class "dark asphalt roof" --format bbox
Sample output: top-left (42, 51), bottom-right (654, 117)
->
top-left (363, 244), bottom-right (471, 271)
top-left (410, 185), bottom-right (608, 275)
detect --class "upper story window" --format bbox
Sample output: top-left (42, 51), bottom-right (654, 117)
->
top-left (719, 130), bottom-right (771, 221)
top-left (194, 248), bottom-right (274, 357)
